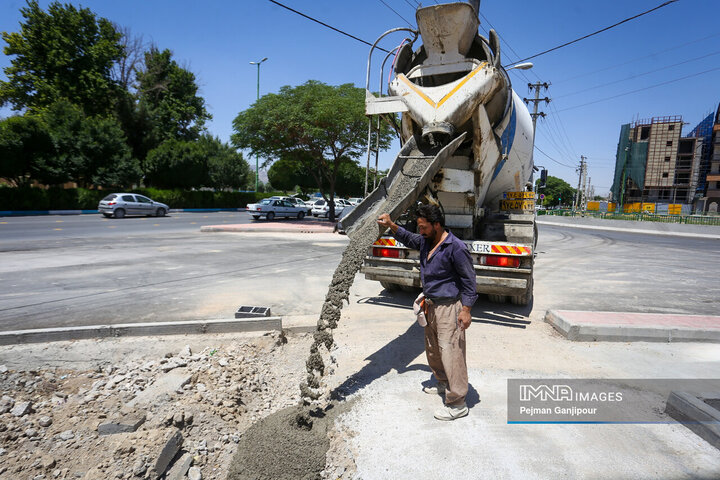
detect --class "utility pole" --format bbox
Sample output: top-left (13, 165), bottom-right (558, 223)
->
top-left (573, 156), bottom-right (587, 212)
top-left (249, 57), bottom-right (268, 192)
top-left (523, 82), bottom-right (550, 136)
top-left (524, 82), bottom-right (550, 194)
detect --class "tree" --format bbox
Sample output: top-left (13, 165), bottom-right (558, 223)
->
top-left (232, 80), bottom-right (394, 221)
top-left (136, 47), bottom-right (210, 147)
top-left (335, 160), bottom-right (366, 198)
top-left (40, 99), bottom-right (140, 188)
top-left (0, 115), bottom-right (54, 186)
top-left (144, 139), bottom-right (206, 189)
top-left (202, 135), bottom-right (251, 190)
top-left (267, 154), bottom-right (317, 193)
top-left (0, 1), bottom-right (123, 116)
top-left (536, 175), bottom-right (575, 207)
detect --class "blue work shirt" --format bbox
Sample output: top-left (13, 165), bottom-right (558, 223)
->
top-left (393, 226), bottom-right (478, 308)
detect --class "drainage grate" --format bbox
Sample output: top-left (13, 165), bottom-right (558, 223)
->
top-left (235, 306), bottom-right (272, 319)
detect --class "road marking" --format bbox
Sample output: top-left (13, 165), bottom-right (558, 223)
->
top-left (153, 224), bottom-right (160, 226)
top-left (190, 222), bottom-right (197, 225)
top-left (55, 220), bottom-right (63, 223)
top-left (0, 222), bottom-right (7, 224)
top-left (108, 226), bottom-right (116, 229)
top-left (53, 228), bottom-right (62, 231)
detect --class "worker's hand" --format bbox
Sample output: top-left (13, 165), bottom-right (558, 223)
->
top-left (377, 213), bottom-right (394, 230)
top-left (458, 307), bottom-right (472, 330)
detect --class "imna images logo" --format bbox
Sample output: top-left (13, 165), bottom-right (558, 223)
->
top-left (519, 384), bottom-right (573, 401)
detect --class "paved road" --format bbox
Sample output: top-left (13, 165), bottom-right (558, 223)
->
top-left (0, 211), bottom-right (332, 248)
top-left (0, 214), bottom-right (717, 332)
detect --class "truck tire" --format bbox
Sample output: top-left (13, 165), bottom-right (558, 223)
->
top-left (488, 294), bottom-right (506, 304)
top-left (510, 277), bottom-right (533, 306)
top-left (380, 281), bottom-right (400, 291)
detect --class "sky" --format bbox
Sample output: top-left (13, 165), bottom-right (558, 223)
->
top-left (1, 0), bottom-right (719, 195)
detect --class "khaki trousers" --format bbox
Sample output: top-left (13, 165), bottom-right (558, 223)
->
top-left (425, 299), bottom-right (468, 406)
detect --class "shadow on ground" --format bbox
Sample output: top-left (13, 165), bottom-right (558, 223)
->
top-left (358, 288), bottom-right (534, 329)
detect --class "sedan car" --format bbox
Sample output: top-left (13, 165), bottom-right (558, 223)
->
top-left (246, 198), bottom-right (307, 220)
top-left (98, 193), bottom-right (169, 218)
top-left (280, 196), bottom-right (312, 215)
top-left (311, 199), bottom-right (347, 218)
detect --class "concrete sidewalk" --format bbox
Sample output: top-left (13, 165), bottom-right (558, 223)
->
top-left (537, 215), bottom-right (720, 239)
top-left (545, 310), bottom-right (720, 343)
top-left (326, 275), bottom-right (720, 479)
top-left (201, 220), bottom-right (336, 234)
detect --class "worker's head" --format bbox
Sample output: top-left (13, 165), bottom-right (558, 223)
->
top-left (416, 204), bottom-right (445, 240)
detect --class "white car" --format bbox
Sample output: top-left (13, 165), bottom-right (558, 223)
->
top-left (347, 197), bottom-right (363, 205)
top-left (278, 196), bottom-right (312, 215)
top-left (246, 198), bottom-right (307, 220)
top-left (311, 199), bottom-right (347, 218)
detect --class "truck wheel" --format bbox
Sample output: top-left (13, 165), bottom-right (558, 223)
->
top-left (510, 277), bottom-right (533, 306)
top-left (380, 281), bottom-right (400, 291)
top-left (488, 294), bottom-right (506, 304)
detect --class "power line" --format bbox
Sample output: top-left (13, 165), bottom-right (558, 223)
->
top-left (557, 65), bottom-right (720, 112)
top-left (555, 49), bottom-right (720, 99)
top-left (534, 145), bottom-right (575, 168)
top-left (267, 0), bottom-right (390, 53)
top-left (553, 31), bottom-right (720, 84)
top-left (378, 0), bottom-right (413, 27)
top-left (505, 0), bottom-right (681, 67)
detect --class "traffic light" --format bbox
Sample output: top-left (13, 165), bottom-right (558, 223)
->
top-left (539, 169), bottom-right (547, 188)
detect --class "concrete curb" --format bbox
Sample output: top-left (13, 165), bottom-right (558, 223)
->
top-left (537, 219), bottom-right (720, 240)
top-left (0, 317), bottom-right (282, 345)
top-left (200, 225), bottom-right (336, 234)
top-left (544, 310), bottom-right (720, 343)
top-left (665, 391), bottom-right (720, 450)
top-left (0, 208), bottom-right (247, 217)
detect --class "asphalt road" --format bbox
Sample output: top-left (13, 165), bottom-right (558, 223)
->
top-left (0, 211), bottom-right (332, 247)
top-left (0, 213), bottom-right (717, 332)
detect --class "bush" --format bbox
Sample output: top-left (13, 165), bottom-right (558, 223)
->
top-left (0, 185), bottom-right (279, 211)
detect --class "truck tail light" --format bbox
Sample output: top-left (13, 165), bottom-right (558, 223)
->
top-left (479, 255), bottom-right (520, 268)
top-left (373, 247), bottom-right (401, 258)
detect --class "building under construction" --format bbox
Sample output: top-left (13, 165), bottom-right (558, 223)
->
top-left (694, 103), bottom-right (720, 213)
top-left (612, 115), bottom-right (704, 207)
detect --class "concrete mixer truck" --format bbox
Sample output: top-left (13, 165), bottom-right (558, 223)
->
top-left (339, 0), bottom-right (541, 305)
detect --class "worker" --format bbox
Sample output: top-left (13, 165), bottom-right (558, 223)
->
top-left (377, 204), bottom-right (477, 420)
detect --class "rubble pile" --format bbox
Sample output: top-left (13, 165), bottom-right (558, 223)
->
top-left (0, 331), bottom-right (314, 480)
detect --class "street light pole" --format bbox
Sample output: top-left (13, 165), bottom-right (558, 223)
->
top-left (249, 57), bottom-right (268, 192)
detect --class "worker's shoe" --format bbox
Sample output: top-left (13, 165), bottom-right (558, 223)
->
top-left (433, 403), bottom-right (468, 421)
top-left (422, 382), bottom-right (447, 395)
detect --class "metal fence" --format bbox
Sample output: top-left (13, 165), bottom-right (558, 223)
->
top-left (537, 209), bottom-right (720, 226)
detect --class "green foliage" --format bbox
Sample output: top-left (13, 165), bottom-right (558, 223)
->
top-left (145, 139), bottom-right (206, 189)
top-left (40, 99), bottom-right (140, 188)
top-left (0, 115), bottom-right (54, 186)
top-left (0, 1), bottom-right (123, 116)
top-left (335, 160), bottom-right (366, 197)
top-left (202, 135), bottom-right (251, 190)
top-left (137, 47), bottom-right (210, 147)
top-left (536, 175), bottom-right (576, 206)
top-left (0, 185), bottom-right (278, 211)
top-left (232, 80), bottom-right (394, 220)
top-left (267, 155), bottom-right (316, 193)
